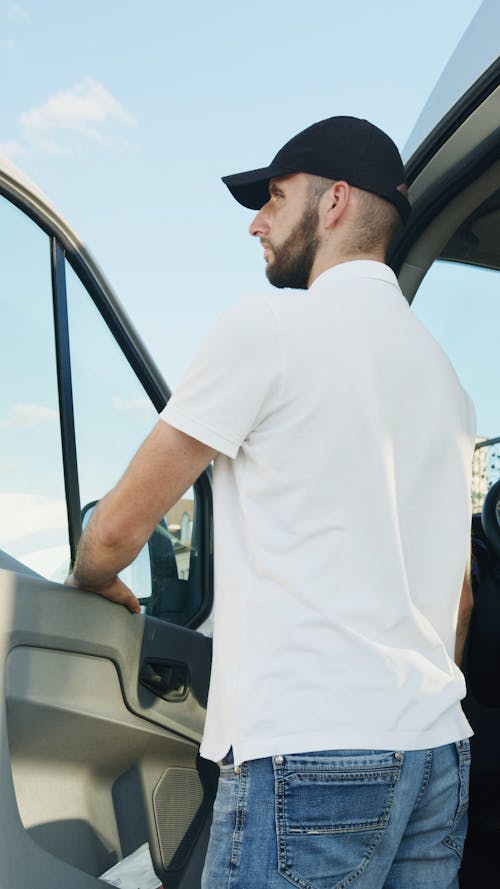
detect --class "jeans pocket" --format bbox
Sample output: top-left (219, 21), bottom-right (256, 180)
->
top-left (274, 751), bottom-right (403, 889)
top-left (443, 739), bottom-right (471, 858)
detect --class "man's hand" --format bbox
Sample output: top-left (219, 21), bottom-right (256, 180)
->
top-left (65, 572), bottom-right (141, 614)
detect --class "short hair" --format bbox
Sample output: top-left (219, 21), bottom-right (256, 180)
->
top-left (350, 185), bottom-right (406, 253)
top-left (306, 174), bottom-right (334, 203)
top-left (306, 174), bottom-right (407, 254)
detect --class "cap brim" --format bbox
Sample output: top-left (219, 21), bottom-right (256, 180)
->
top-left (222, 165), bottom-right (295, 210)
top-left (222, 164), bottom-right (412, 224)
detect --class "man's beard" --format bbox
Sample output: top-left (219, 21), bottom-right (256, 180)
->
top-left (265, 201), bottom-right (320, 290)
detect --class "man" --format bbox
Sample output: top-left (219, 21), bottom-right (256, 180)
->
top-left (67, 117), bottom-right (475, 888)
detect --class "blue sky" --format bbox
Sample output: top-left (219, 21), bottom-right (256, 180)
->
top-left (2, 0), bottom-right (498, 576)
top-left (0, 0), bottom-right (495, 431)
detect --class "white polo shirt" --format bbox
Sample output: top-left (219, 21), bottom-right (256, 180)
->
top-left (161, 260), bottom-right (475, 766)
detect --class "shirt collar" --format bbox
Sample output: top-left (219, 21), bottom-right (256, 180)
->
top-left (310, 260), bottom-right (400, 292)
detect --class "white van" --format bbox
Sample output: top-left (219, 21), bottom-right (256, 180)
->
top-left (0, 1), bottom-right (498, 886)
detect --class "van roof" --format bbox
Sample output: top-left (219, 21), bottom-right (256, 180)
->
top-left (403, 0), bottom-right (498, 163)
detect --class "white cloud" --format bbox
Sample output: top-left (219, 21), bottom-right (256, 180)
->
top-left (0, 139), bottom-right (27, 159)
top-left (0, 493), bottom-right (66, 544)
top-left (0, 404), bottom-right (58, 429)
top-left (18, 77), bottom-right (137, 155)
top-left (7, 3), bottom-right (30, 22)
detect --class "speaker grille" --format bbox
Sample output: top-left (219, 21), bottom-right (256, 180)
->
top-left (152, 767), bottom-right (204, 869)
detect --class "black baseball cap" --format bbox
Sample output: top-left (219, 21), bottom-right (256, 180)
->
top-left (222, 116), bottom-right (410, 224)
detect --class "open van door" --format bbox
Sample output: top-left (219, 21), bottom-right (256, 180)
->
top-left (388, 1), bottom-right (500, 883)
top-left (0, 159), bottom-right (218, 888)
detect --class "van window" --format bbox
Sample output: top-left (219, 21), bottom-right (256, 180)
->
top-left (65, 261), bottom-right (205, 625)
top-left (411, 260), bottom-right (500, 512)
top-left (0, 197), bottom-right (69, 578)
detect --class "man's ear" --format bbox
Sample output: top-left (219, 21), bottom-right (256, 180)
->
top-left (324, 181), bottom-right (350, 229)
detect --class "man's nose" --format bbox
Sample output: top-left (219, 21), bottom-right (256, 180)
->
top-left (249, 205), bottom-right (271, 237)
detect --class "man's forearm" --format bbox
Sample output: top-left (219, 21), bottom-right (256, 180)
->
top-left (65, 421), bottom-right (216, 612)
top-left (66, 492), bottom-right (150, 613)
top-left (71, 498), bottom-right (142, 590)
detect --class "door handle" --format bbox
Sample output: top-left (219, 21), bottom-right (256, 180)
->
top-left (140, 660), bottom-right (190, 702)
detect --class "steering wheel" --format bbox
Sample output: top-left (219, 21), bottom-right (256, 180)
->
top-left (481, 479), bottom-right (500, 558)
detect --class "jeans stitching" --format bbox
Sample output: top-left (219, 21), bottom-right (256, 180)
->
top-left (275, 761), bottom-right (288, 881)
top-left (442, 831), bottom-right (466, 858)
top-left (414, 747), bottom-right (433, 809)
top-left (456, 740), bottom-right (471, 814)
top-left (228, 763), bottom-right (247, 877)
top-left (442, 741), bottom-right (470, 859)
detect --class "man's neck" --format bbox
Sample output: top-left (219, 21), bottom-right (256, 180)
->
top-left (308, 250), bottom-right (386, 288)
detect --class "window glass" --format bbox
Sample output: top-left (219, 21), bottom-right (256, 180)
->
top-left (65, 262), bottom-right (158, 508)
top-left (411, 261), bottom-right (500, 511)
top-left (65, 263), bottom-right (202, 623)
top-left (0, 197), bottom-right (69, 578)
top-left (166, 497), bottom-right (195, 579)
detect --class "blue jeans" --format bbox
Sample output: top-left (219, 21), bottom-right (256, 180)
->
top-left (201, 742), bottom-right (470, 889)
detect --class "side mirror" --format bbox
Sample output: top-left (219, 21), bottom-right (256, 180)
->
top-left (81, 500), bottom-right (153, 603)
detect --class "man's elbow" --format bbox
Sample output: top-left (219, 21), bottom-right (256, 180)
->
top-left (92, 502), bottom-right (145, 556)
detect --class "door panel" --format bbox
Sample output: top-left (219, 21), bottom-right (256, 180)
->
top-left (0, 565), bottom-right (215, 888)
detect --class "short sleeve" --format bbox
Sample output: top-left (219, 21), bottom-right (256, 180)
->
top-left (160, 295), bottom-right (283, 458)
